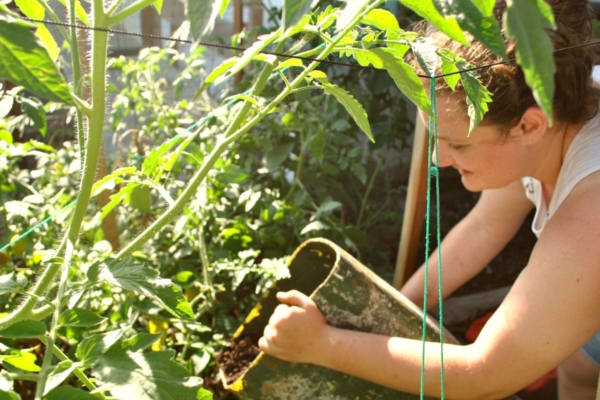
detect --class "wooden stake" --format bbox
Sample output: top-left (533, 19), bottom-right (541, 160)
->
top-left (393, 113), bottom-right (429, 289)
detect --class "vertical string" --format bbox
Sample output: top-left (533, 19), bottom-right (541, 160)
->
top-left (420, 77), bottom-right (445, 399)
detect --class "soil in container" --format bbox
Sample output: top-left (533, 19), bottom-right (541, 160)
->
top-left (217, 335), bottom-right (261, 386)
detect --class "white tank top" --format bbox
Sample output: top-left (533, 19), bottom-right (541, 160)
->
top-left (522, 104), bottom-right (600, 237)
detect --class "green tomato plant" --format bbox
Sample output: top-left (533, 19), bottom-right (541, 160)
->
top-left (0, 0), bottom-right (558, 398)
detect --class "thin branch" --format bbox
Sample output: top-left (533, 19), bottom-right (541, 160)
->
top-left (107, 0), bottom-right (155, 25)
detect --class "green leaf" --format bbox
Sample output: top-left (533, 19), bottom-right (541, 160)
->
top-left (300, 221), bottom-right (330, 235)
top-left (471, 0), bottom-right (494, 16)
top-left (440, 57), bottom-right (460, 90)
top-left (455, 59), bottom-right (493, 133)
top-left (21, 97), bottom-right (47, 136)
top-left (127, 184), bottom-right (152, 213)
top-left (118, 333), bottom-right (162, 353)
top-left (92, 349), bottom-right (204, 400)
top-left (433, 0), bottom-right (507, 60)
top-left (45, 386), bottom-right (99, 400)
top-left (397, 0), bottom-right (468, 45)
top-left (504, 0), bottom-right (555, 124)
top-left (76, 330), bottom-right (123, 364)
top-left (59, 308), bottom-right (106, 327)
top-left (0, 95), bottom-right (13, 118)
top-left (214, 31), bottom-right (280, 86)
top-left (0, 11), bottom-right (73, 104)
top-left (265, 142), bottom-right (294, 171)
top-left (219, 0), bottom-right (230, 18)
top-left (14, 0), bottom-right (44, 19)
top-left (0, 272), bottom-right (27, 295)
top-left (361, 9), bottom-right (399, 31)
top-left (88, 258), bottom-right (194, 320)
top-left (337, 0), bottom-right (370, 31)
top-left (320, 83), bottom-right (373, 142)
top-left (410, 40), bottom-right (439, 78)
top-left (275, 58), bottom-right (304, 71)
top-left (44, 360), bottom-right (77, 395)
top-left (224, 94), bottom-right (260, 108)
top-left (370, 48), bottom-right (432, 115)
top-left (283, 0), bottom-right (312, 32)
top-left (36, 24), bottom-right (59, 61)
top-left (195, 58), bottom-right (237, 98)
top-left (2, 355), bottom-right (40, 372)
top-left (188, 0), bottom-right (224, 40)
top-left (91, 166), bottom-right (136, 196)
top-left (98, 184), bottom-right (133, 221)
top-left (0, 320), bottom-right (46, 338)
top-left (154, 0), bottom-right (163, 13)
top-left (0, 391), bottom-right (20, 400)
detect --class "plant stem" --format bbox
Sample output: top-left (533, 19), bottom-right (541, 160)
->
top-left (69, 0), bottom-right (87, 163)
top-left (356, 155), bottom-right (383, 228)
top-left (116, 0), bottom-right (384, 257)
top-left (37, 336), bottom-right (107, 398)
top-left (196, 183), bottom-right (213, 302)
top-left (283, 130), bottom-right (307, 202)
top-left (107, 0), bottom-right (155, 25)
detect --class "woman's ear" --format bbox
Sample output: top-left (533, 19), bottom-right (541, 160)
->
top-left (514, 106), bottom-right (548, 144)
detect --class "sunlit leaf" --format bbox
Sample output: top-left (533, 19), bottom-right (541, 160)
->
top-left (0, 320), bottom-right (46, 338)
top-left (56, 0), bottom-right (91, 26)
top-left (59, 308), bottom-right (106, 327)
top-left (472, 0), bottom-right (495, 16)
top-left (36, 23), bottom-right (59, 61)
top-left (283, 0), bottom-right (313, 33)
top-left (410, 40), bottom-right (439, 78)
top-left (219, 0), bottom-right (230, 18)
top-left (14, 0), bottom-right (43, 19)
top-left (433, 0), bottom-right (506, 60)
top-left (21, 97), bottom-right (47, 136)
top-left (0, 9), bottom-right (73, 104)
top-left (154, 0), bottom-right (163, 13)
top-left (93, 349), bottom-right (204, 400)
top-left (319, 83), bottom-right (373, 142)
top-left (504, 0), bottom-right (555, 124)
top-left (337, 0), bottom-right (370, 31)
top-left (2, 355), bottom-right (40, 372)
top-left (300, 221), bottom-right (330, 235)
top-left (361, 9), bottom-right (399, 31)
top-left (188, 0), bottom-right (224, 40)
top-left (87, 258), bottom-right (194, 320)
top-left (44, 360), bottom-right (77, 395)
top-left (397, 0), bottom-right (468, 45)
top-left (45, 386), bottom-right (99, 400)
top-left (76, 329), bottom-right (123, 364)
top-left (0, 272), bottom-right (27, 295)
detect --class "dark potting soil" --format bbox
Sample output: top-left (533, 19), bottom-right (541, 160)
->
top-left (216, 336), bottom-right (261, 386)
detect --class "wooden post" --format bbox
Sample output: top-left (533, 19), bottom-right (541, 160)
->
top-left (233, 0), bottom-right (244, 83)
top-left (141, 6), bottom-right (161, 47)
top-left (392, 113), bottom-right (429, 290)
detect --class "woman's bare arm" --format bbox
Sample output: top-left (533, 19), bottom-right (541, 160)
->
top-left (402, 179), bottom-right (534, 309)
top-left (260, 173), bottom-right (600, 399)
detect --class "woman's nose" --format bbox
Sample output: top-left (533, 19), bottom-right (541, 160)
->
top-left (432, 142), bottom-right (453, 168)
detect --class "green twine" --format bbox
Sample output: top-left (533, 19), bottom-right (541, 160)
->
top-left (420, 77), bottom-right (445, 399)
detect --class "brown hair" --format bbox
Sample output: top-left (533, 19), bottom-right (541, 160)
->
top-left (420, 0), bottom-right (600, 130)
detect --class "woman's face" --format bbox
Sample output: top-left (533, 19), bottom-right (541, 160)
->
top-left (419, 95), bottom-right (533, 192)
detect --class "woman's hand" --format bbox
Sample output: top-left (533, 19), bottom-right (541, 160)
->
top-left (258, 290), bottom-right (330, 365)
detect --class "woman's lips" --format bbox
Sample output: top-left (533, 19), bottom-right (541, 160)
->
top-left (458, 169), bottom-right (473, 176)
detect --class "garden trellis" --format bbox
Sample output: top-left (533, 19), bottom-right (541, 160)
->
top-left (0, 0), bottom-right (579, 399)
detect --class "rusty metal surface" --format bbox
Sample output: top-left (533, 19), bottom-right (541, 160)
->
top-left (225, 238), bottom-right (458, 399)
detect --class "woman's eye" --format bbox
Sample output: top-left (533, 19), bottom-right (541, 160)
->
top-left (448, 143), bottom-right (466, 151)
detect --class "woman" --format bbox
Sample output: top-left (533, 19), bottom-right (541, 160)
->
top-left (258, 1), bottom-right (600, 398)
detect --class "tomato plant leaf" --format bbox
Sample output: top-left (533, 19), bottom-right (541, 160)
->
top-left (322, 84), bottom-right (373, 142)
top-left (14, 0), bottom-right (44, 19)
top-left (76, 329), bottom-right (124, 364)
top-left (154, 0), bottom-right (163, 13)
top-left (93, 349), bottom-right (204, 400)
top-left (127, 184), bottom-right (152, 213)
top-left (36, 23), bottom-right (60, 61)
top-left (456, 59), bottom-right (493, 133)
top-left (59, 308), bottom-right (106, 327)
top-left (440, 56), bottom-right (461, 90)
top-left (283, 0), bottom-right (312, 32)
top-left (0, 272), bottom-right (27, 295)
top-left (471, 0), bottom-right (495, 16)
top-left (87, 258), bottom-right (194, 320)
top-left (337, 0), bottom-right (370, 31)
top-left (214, 31), bottom-right (280, 86)
top-left (0, 391), bottom-right (20, 400)
top-left (433, 0), bottom-right (507, 60)
top-left (219, 0), bottom-right (230, 18)
top-left (187, 0), bottom-right (224, 40)
top-left (2, 355), bottom-right (40, 372)
top-left (265, 142), bottom-right (294, 171)
top-left (45, 386), bottom-right (100, 400)
top-left (21, 97), bottom-right (47, 136)
top-left (300, 220), bottom-right (330, 235)
top-left (0, 9), bottom-right (73, 104)
top-left (504, 0), bottom-right (555, 124)
top-left (0, 320), bottom-right (46, 338)
top-left (195, 58), bottom-right (237, 98)
top-left (361, 9), bottom-right (399, 31)
top-left (44, 360), bottom-right (77, 395)
top-left (397, 0), bottom-right (469, 45)
top-left (410, 40), bottom-right (439, 78)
